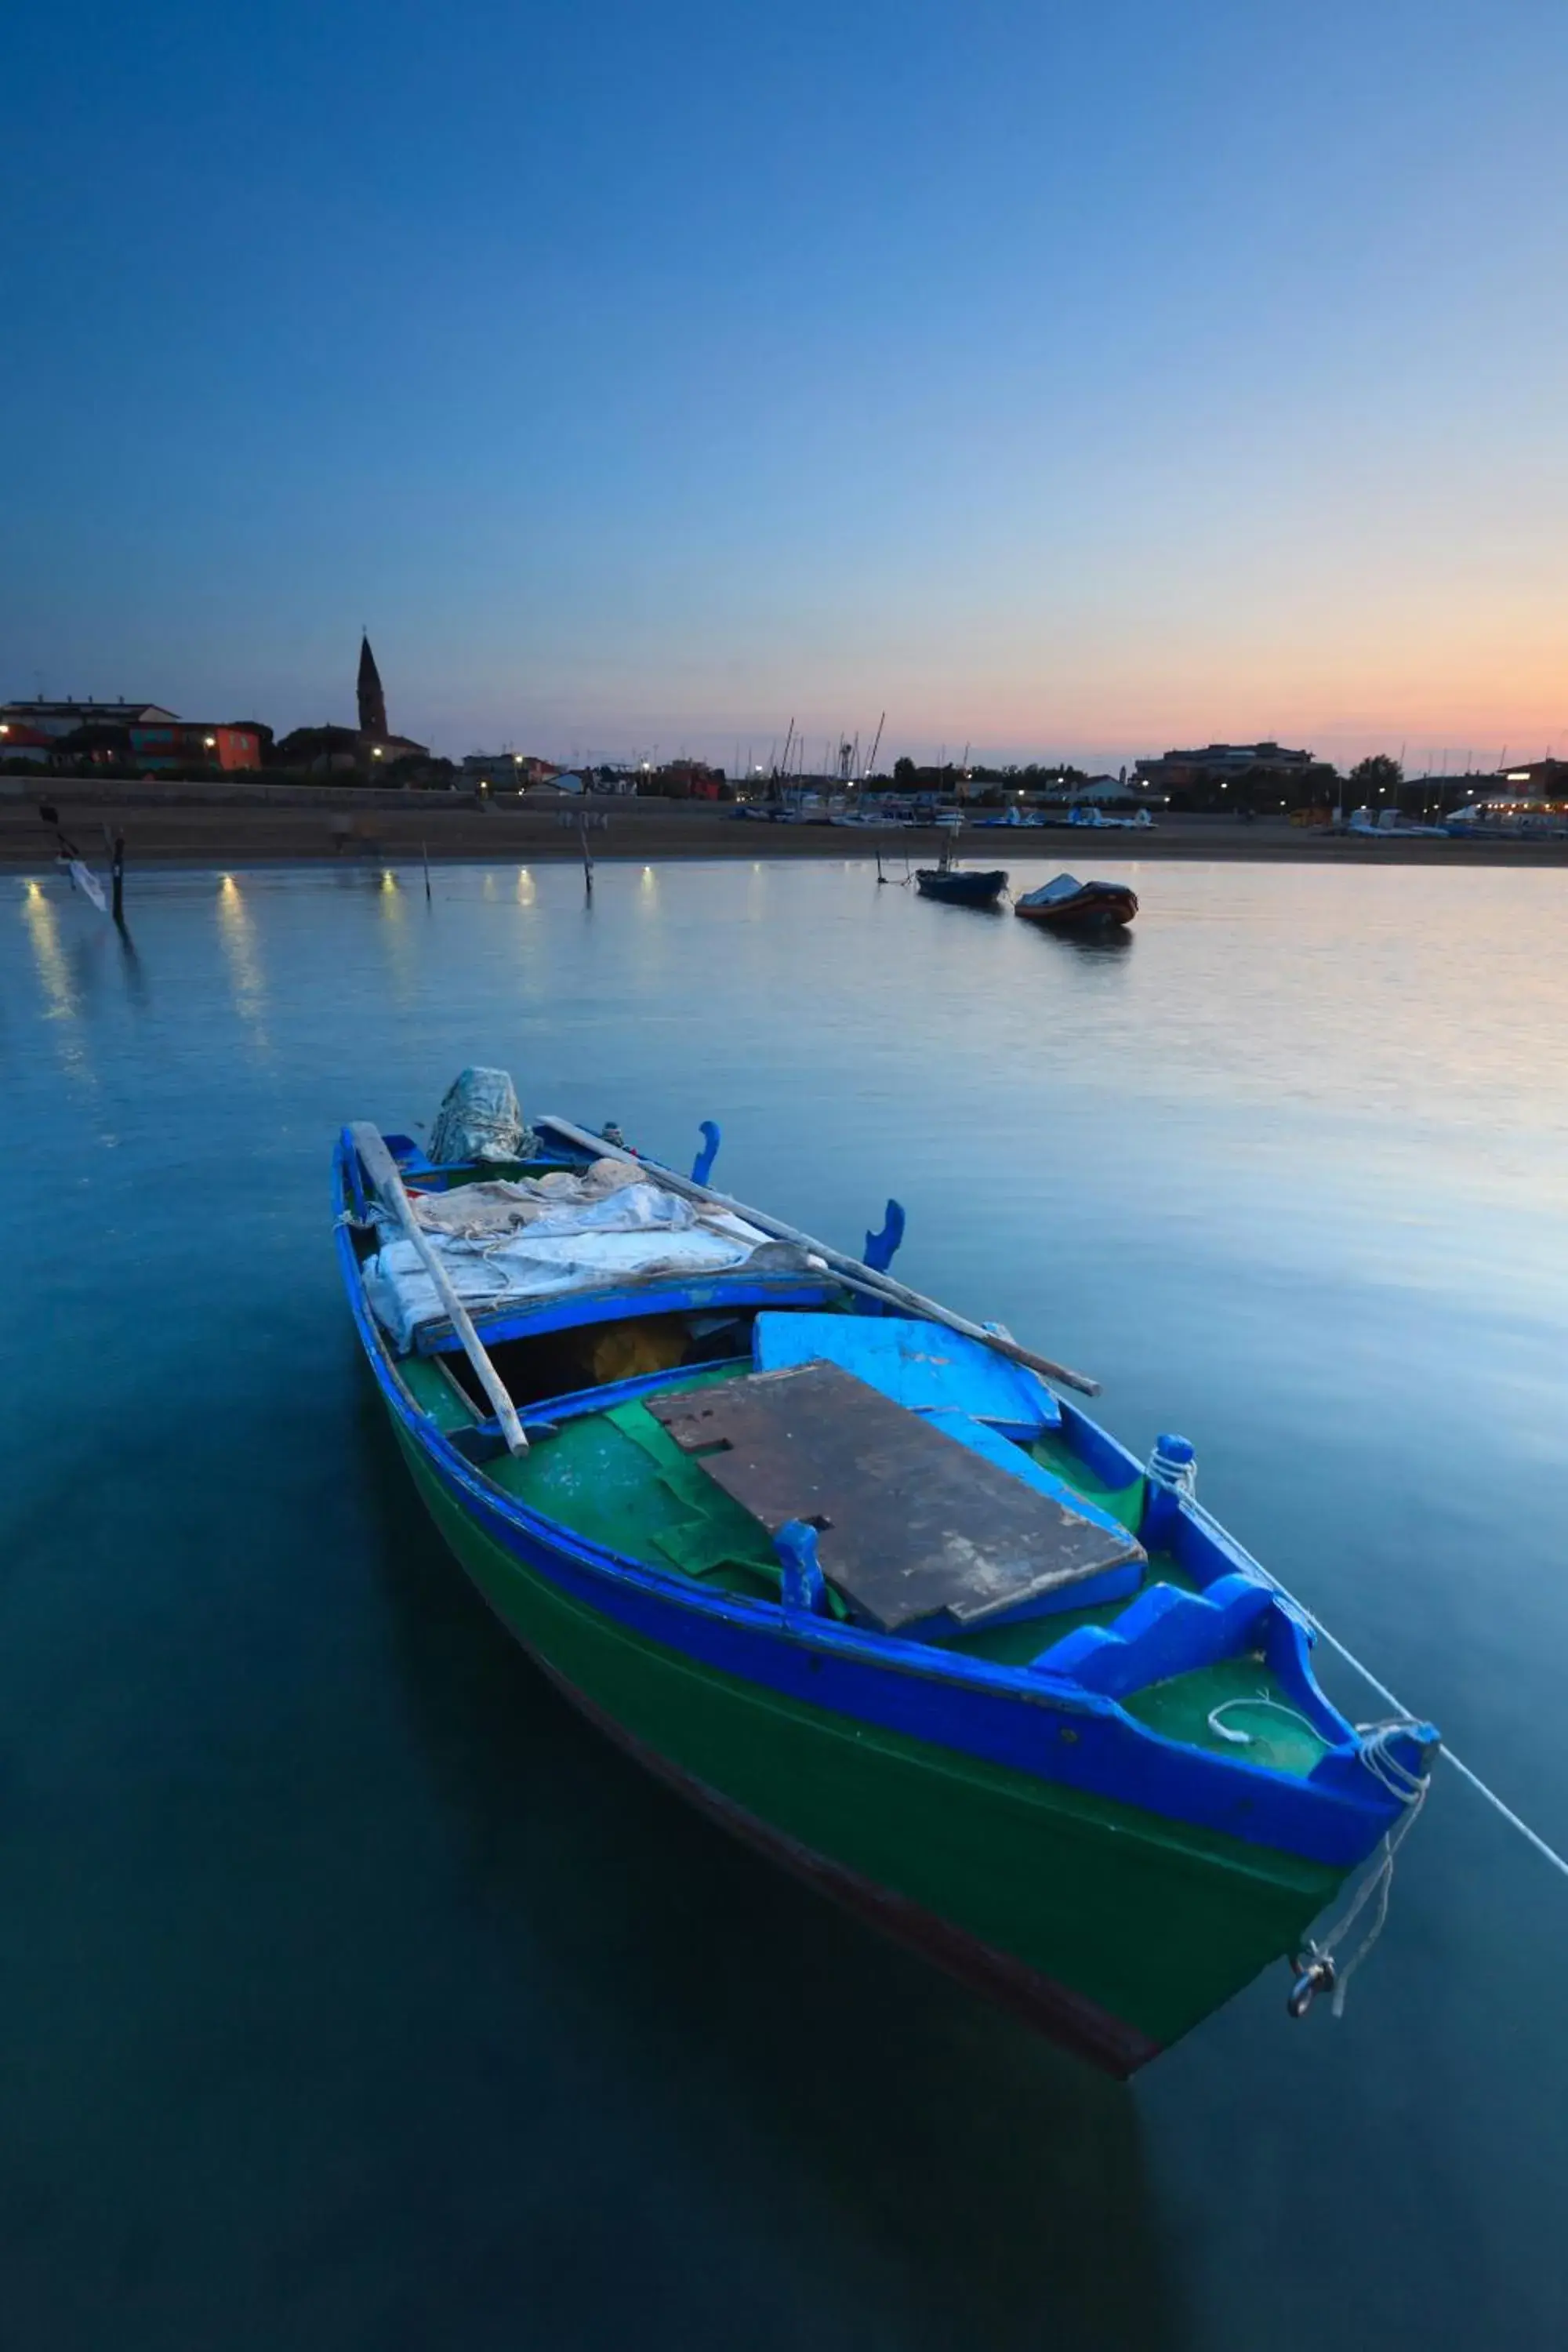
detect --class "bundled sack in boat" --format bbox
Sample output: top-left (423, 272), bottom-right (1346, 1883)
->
top-left (427, 1066), bottom-right (535, 1163)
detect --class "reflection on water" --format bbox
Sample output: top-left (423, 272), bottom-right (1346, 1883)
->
top-left (362, 1393), bottom-right (1185, 2349)
top-left (1024, 922), bottom-right (1136, 960)
top-left (214, 872), bottom-right (270, 1052)
top-left (18, 873), bottom-right (98, 1087)
top-left (373, 867), bottom-right (418, 1005)
top-left (114, 917), bottom-right (148, 1007)
top-left (20, 876), bottom-right (78, 1020)
top-left (2, 855), bottom-right (1566, 2350)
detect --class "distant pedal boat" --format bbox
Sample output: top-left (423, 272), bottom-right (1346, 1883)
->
top-left (1014, 873), bottom-right (1138, 929)
top-left (336, 1085), bottom-right (1432, 2075)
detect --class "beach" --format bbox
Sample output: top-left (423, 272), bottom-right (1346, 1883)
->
top-left (3, 779), bottom-right (1563, 869)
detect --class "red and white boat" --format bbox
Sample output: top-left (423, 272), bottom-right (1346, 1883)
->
top-left (1014, 873), bottom-right (1138, 931)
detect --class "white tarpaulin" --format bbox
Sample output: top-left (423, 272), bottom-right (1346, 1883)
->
top-left (363, 1174), bottom-right (783, 1348)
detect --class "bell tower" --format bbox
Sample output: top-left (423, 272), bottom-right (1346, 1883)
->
top-left (357, 633), bottom-right (389, 740)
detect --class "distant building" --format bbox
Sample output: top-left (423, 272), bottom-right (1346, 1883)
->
top-left (1, 699), bottom-right (179, 766)
top-left (125, 721), bottom-right (263, 771)
top-left (274, 635), bottom-right (429, 773)
top-left (460, 752), bottom-right (564, 787)
top-left (461, 753), bottom-right (519, 786)
top-left (0, 699), bottom-right (261, 771)
top-left (0, 697), bottom-right (180, 739)
top-left (357, 635), bottom-right (388, 740)
top-left (1067, 773), bottom-right (1160, 806)
top-left (639, 759), bottom-right (727, 800)
top-left (352, 633), bottom-right (426, 767)
top-left (273, 724), bottom-right (363, 774)
top-left (1134, 741), bottom-right (1336, 807)
top-left (1496, 757), bottom-right (1568, 797)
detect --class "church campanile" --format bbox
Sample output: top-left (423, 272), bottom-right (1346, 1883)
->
top-left (357, 633), bottom-right (389, 740)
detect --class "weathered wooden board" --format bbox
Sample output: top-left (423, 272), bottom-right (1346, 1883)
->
top-left (648, 1363), bottom-right (1143, 1634)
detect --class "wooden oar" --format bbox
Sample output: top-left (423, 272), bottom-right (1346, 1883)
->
top-left (534, 1113), bottom-right (1101, 1397)
top-left (349, 1122), bottom-right (529, 1454)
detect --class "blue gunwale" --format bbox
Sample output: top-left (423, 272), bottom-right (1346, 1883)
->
top-left (406, 1275), bottom-right (848, 1356)
top-left (333, 1131), bottom-right (1417, 1872)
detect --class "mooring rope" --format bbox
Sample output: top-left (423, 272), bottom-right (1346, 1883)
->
top-left (1281, 1590), bottom-right (1568, 1882)
top-left (1165, 1468), bottom-right (1568, 1884)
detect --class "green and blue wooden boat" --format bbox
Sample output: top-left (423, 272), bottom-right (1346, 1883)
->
top-left (335, 1091), bottom-right (1436, 2074)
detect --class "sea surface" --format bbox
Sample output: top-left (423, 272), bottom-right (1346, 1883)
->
top-left (4, 852), bottom-right (1566, 2350)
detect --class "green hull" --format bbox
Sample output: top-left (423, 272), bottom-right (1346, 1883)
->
top-left (398, 1421), bottom-right (1342, 2070)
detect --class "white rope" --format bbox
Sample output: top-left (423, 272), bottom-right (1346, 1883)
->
top-left (1148, 1439), bottom-right (1198, 1498)
top-left (1207, 1695), bottom-right (1321, 1748)
top-left (1173, 1491), bottom-right (1568, 1884)
top-left (1279, 1587), bottom-right (1568, 1883)
top-left (1281, 1721), bottom-right (1433, 2017)
top-left (1318, 1790), bottom-right (1429, 2016)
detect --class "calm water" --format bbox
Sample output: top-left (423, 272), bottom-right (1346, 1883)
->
top-left (4, 853), bottom-right (1566, 2350)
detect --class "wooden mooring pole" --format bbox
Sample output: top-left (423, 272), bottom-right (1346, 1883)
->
top-left (103, 826), bottom-right (126, 924)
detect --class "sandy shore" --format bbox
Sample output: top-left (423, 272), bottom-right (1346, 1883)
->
top-left (4, 783), bottom-right (1565, 870)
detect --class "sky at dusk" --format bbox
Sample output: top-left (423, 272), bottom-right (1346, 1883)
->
top-left (3, 0), bottom-right (1565, 771)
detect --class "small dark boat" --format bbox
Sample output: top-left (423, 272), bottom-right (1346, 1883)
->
top-left (1014, 873), bottom-right (1138, 931)
top-left (914, 866), bottom-right (1008, 907)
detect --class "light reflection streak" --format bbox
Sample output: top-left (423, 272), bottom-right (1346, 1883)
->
top-left (19, 878), bottom-right (96, 1086)
top-left (376, 867), bottom-right (417, 1003)
top-left (215, 873), bottom-right (271, 1053)
top-left (21, 880), bottom-right (77, 1021)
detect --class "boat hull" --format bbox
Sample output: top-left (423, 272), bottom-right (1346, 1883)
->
top-left (393, 1411), bottom-right (1341, 2074)
top-left (1014, 884), bottom-right (1138, 931)
top-left (913, 869), bottom-right (1009, 906)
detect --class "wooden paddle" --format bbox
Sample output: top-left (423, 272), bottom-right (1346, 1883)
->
top-left (534, 1113), bottom-right (1101, 1397)
top-left (349, 1123), bottom-right (530, 1454)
